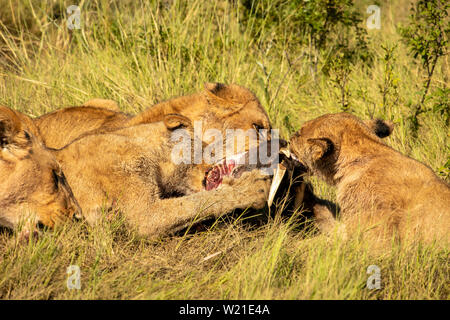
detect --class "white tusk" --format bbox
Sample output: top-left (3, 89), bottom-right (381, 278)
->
top-left (267, 163), bottom-right (287, 207)
top-left (280, 146), bottom-right (299, 162)
top-left (280, 148), bottom-right (291, 158)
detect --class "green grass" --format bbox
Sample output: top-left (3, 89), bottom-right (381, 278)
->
top-left (0, 0), bottom-right (448, 299)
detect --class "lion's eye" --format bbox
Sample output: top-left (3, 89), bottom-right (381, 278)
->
top-left (253, 124), bottom-right (269, 140)
top-left (0, 137), bottom-right (7, 148)
top-left (253, 124), bottom-right (263, 131)
top-left (24, 131), bottom-right (31, 141)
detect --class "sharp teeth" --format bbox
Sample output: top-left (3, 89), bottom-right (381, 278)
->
top-left (267, 163), bottom-right (287, 207)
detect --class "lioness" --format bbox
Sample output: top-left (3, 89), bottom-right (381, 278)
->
top-left (289, 112), bottom-right (450, 247)
top-left (34, 83), bottom-right (272, 149)
top-left (0, 106), bottom-right (81, 232)
top-left (53, 114), bottom-right (271, 238)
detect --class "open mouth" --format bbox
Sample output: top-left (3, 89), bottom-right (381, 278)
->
top-left (203, 141), bottom-right (304, 207)
top-left (204, 152), bottom-right (248, 191)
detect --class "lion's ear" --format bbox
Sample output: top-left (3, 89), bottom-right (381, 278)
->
top-left (204, 82), bottom-right (227, 97)
top-left (0, 106), bottom-right (23, 148)
top-left (204, 82), bottom-right (256, 105)
top-left (306, 138), bottom-right (334, 162)
top-left (204, 83), bottom-right (234, 105)
top-left (163, 113), bottom-right (192, 131)
top-left (364, 119), bottom-right (394, 138)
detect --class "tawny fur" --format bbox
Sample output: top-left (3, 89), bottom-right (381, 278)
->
top-left (34, 83), bottom-right (333, 234)
top-left (289, 112), bottom-right (450, 248)
top-left (34, 106), bottom-right (129, 148)
top-left (34, 83), bottom-right (271, 149)
top-left (53, 118), bottom-right (271, 238)
top-left (82, 98), bottom-right (121, 111)
top-left (0, 106), bottom-right (80, 230)
top-left (30, 83), bottom-right (282, 237)
top-left (33, 83), bottom-right (333, 234)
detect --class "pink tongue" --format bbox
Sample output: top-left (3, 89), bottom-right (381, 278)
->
top-left (205, 160), bottom-right (236, 191)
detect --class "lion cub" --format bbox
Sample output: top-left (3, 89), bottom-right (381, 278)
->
top-left (0, 106), bottom-right (81, 232)
top-left (289, 113), bottom-right (449, 247)
top-left (53, 114), bottom-right (271, 238)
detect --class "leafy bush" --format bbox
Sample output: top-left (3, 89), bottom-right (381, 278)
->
top-left (240, 0), bottom-right (372, 74)
top-left (399, 0), bottom-right (449, 134)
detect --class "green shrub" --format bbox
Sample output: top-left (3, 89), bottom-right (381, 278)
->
top-left (399, 0), bottom-right (449, 135)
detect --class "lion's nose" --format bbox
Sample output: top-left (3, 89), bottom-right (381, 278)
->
top-left (73, 210), bottom-right (83, 222)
